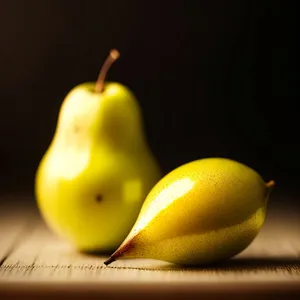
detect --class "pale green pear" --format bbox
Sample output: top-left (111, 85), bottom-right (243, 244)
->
top-left (35, 50), bottom-right (162, 252)
top-left (105, 157), bottom-right (275, 266)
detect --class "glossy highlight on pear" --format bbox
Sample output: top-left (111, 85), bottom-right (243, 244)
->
top-left (104, 157), bottom-right (275, 266)
top-left (35, 49), bottom-right (162, 252)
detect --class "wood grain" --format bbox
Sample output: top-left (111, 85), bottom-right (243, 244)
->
top-left (0, 195), bottom-right (299, 299)
top-left (0, 195), bottom-right (35, 263)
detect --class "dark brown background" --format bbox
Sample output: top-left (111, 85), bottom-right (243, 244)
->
top-left (0, 0), bottom-right (298, 201)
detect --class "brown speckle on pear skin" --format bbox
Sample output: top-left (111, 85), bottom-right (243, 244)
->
top-left (74, 125), bottom-right (80, 133)
top-left (95, 195), bottom-right (103, 202)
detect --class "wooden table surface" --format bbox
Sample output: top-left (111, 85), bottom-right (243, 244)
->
top-left (0, 194), bottom-right (299, 299)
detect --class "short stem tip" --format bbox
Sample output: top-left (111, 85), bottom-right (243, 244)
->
top-left (104, 256), bottom-right (116, 266)
top-left (266, 180), bottom-right (276, 189)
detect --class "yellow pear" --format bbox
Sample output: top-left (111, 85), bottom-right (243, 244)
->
top-left (105, 157), bottom-right (275, 266)
top-left (35, 49), bottom-right (162, 252)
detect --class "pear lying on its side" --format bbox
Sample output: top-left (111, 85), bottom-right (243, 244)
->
top-left (105, 157), bottom-right (275, 266)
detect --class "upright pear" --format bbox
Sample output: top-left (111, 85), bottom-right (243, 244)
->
top-left (35, 49), bottom-right (162, 252)
top-left (105, 157), bottom-right (275, 266)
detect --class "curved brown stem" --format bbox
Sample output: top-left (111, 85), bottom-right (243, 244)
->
top-left (95, 49), bottom-right (120, 93)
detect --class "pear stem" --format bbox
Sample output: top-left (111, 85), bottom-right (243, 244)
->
top-left (104, 256), bottom-right (116, 266)
top-left (103, 237), bottom-right (136, 266)
top-left (95, 49), bottom-right (120, 93)
top-left (266, 180), bottom-right (276, 189)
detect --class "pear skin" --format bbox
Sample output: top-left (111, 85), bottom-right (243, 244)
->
top-left (104, 157), bottom-right (275, 266)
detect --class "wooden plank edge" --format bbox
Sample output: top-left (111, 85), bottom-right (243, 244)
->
top-left (0, 280), bottom-right (300, 299)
